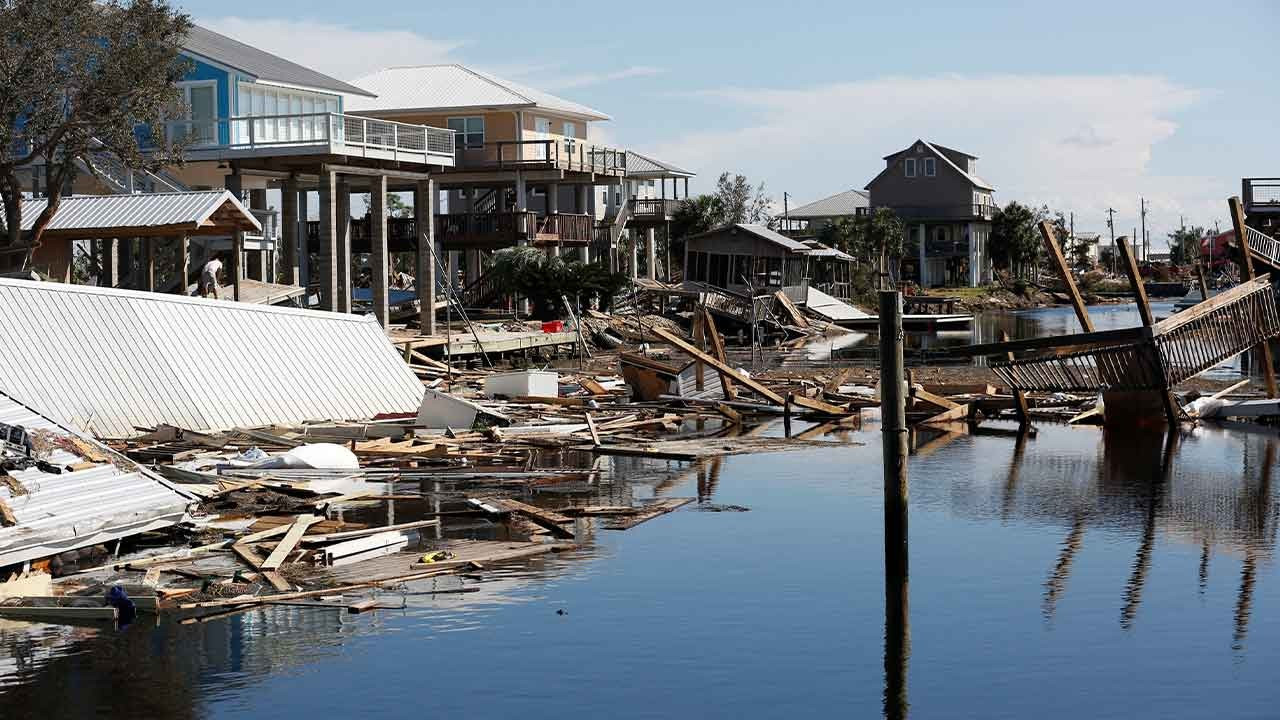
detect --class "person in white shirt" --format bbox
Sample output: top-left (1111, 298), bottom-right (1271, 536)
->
top-left (199, 256), bottom-right (223, 298)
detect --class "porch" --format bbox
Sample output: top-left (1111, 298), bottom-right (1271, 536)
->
top-left (303, 212), bottom-right (595, 252)
top-left (165, 113), bottom-right (456, 167)
top-left (447, 140), bottom-right (626, 177)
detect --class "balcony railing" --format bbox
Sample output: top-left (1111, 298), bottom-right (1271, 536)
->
top-left (492, 140), bottom-right (626, 174)
top-left (630, 198), bottom-right (680, 220)
top-left (882, 204), bottom-right (995, 221)
top-left (162, 113), bottom-right (455, 165)
top-left (534, 213), bottom-right (594, 245)
top-left (1244, 178), bottom-right (1280, 212)
top-left (435, 211), bottom-right (537, 249)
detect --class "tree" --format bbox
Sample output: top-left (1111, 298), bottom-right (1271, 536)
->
top-left (713, 172), bottom-right (772, 225)
top-left (671, 194), bottom-right (723, 240)
top-left (0, 0), bottom-right (191, 270)
top-left (990, 201), bottom-right (1041, 279)
top-left (485, 245), bottom-right (627, 319)
top-left (1167, 226), bottom-right (1206, 266)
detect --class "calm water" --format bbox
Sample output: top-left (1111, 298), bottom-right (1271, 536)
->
top-left (3, 418), bottom-right (1280, 718)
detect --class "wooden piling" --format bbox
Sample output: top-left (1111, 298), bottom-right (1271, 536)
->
top-left (879, 291), bottom-right (908, 578)
top-left (1038, 220), bottom-right (1094, 332)
top-left (1195, 263), bottom-right (1210, 304)
top-left (1116, 236), bottom-right (1180, 426)
top-left (999, 329), bottom-right (1030, 425)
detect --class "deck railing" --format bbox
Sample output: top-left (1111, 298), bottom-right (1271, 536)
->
top-left (493, 140), bottom-right (626, 174)
top-left (163, 113), bottom-right (455, 163)
top-left (630, 198), bottom-right (679, 220)
top-left (1243, 178), bottom-right (1280, 210)
top-left (885, 204), bottom-right (996, 221)
top-left (536, 213), bottom-right (594, 244)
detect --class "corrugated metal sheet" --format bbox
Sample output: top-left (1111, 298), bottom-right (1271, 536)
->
top-left (625, 151), bottom-right (694, 178)
top-left (347, 65), bottom-right (611, 121)
top-left (0, 391), bottom-right (191, 568)
top-left (0, 279), bottom-right (426, 438)
top-left (4, 191), bottom-right (260, 233)
top-left (185, 24), bottom-right (374, 97)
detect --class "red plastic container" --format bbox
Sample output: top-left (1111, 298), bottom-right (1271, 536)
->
top-left (541, 320), bottom-right (564, 333)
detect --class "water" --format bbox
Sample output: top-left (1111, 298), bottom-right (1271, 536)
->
top-left (3, 419), bottom-right (1280, 718)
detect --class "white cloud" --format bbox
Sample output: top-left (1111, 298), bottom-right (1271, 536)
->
top-left (198, 17), bottom-right (459, 82)
top-left (652, 74), bottom-right (1213, 245)
top-left (543, 65), bottom-right (664, 90)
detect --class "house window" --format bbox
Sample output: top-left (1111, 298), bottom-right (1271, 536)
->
top-left (905, 158), bottom-right (916, 178)
top-left (563, 121), bottom-right (577, 157)
top-left (447, 116), bottom-right (485, 149)
top-left (708, 253), bottom-right (730, 288)
top-left (689, 251), bottom-right (708, 282)
top-left (177, 80), bottom-right (218, 146)
top-left (923, 157), bottom-right (936, 177)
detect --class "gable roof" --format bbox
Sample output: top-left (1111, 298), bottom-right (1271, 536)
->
top-left (5, 191), bottom-right (261, 237)
top-left (345, 65), bottom-right (611, 121)
top-left (866, 139), bottom-right (994, 191)
top-left (184, 25), bottom-right (374, 97)
top-left (688, 223), bottom-right (811, 252)
top-left (788, 189), bottom-right (869, 218)
top-left (625, 151), bottom-right (694, 178)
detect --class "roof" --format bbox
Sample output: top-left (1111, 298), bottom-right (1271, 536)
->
top-left (184, 24), bottom-right (374, 97)
top-left (866, 139), bottom-right (994, 191)
top-left (801, 240), bottom-right (856, 262)
top-left (5, 191), bottom-right (261, 238)
top-left (625, 151), bottom-right (694, 178)
top-left (688, 223), bottom-right (811, 253)
top-left (787, 189), bottom-right (869, 218)
top-left (0, 390), bottom-right (192, 568)
top-left (345, 64), bottom-right (611, 121)
top-left (0, 279), bottom-right (427, 438)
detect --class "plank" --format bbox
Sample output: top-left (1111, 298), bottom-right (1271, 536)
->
top-left (604, 498), bottom-right (695, 530)
top-left (919, 403), bottom-right (972, 426)
top-left (699, 307), bottom-right (738, 401)
top-left (789, 393), bottom-right (852, 417)
top-left (585, 413), bottom-right (602, 446)
top-left (911, 385), bottom-right (960, 412)
top-left (652, 327), bottom-right (783, 404)
top-left (261, 515), bottom-right (321, 571)
top-left (300, 519), bottom-right (442, 546)
top-left (1039, 220), bottom-right (1095, 332)
top-left (774, 290), bottom-right (810, 329)
top-left (231, 544), bottom-right (293, 591)
top-left (579, 377), bottom-right (611, 396)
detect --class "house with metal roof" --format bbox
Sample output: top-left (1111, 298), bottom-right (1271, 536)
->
top-left (345, 64), bottom-right (694, 286)
top-left (780, 189), bottom-right (870, 237)
top-left (865, 139), bottom-right (996, 288)
top-left (683, 224), bottom-right (811, 301)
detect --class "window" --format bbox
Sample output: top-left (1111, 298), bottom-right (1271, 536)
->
top-left (923, 157), bottom-right (936, 177)
top-left (235, 83), bottom-right (336, 145)
top-left (708, 254), bottom-right (730, 288)
top-left (904, 158), bottom-right (916, 178)
top-left (732, 255), bottom-right (751, 286)
top-left (177, 81), bottom-right (217, 146)
top-left (447, 116), bottom-right (485, 149)
top-left (563, 121), bottom-right (576, 157)
top-left (689, 251), bottom-right (708, 282)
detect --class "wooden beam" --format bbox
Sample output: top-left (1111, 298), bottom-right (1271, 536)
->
top-left (1000, 330), bottom-right (1029, 424)
top-left (698, 306), bottom-right (738, 401)
top-left (585, 412), bottom-right (601, 446)
top-left (652, 327), bottom-right (783, 404)
top-left (260, 515), bottom-right (320, 570)
top-left (1195, 263), bottom-right (1210, 303)
top-left (919, 403), bottom-right (971, 426)
top-left (1230, 196), bottom-right (1277, 398)
top-left (1039, 220), bottom-right (1094, 332)
top-left (1115, 236), bottom-right (1154, 328)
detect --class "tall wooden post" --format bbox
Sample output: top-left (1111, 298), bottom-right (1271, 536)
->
top-left (1038, 220), bottom-right (1094, 332)
top-left (281, 175), bottom-right (300, 286)
top-left (369, 175), bottom-right (390, 327)
top-left (317, 170), bottom-right (339, 311)
top-left (178, 234), bottom-right (189, 294)
top-left (1230, 196), bottom-right (1277, 398)
top-left (416, 179), bottom-right (436, 335)
top-left (1000, 329), bottom-right (1030, 425)
top-left (879, 289), bottom-right (909, 720)
top-left (336, 177), bottom-right (352, 313)
top-left (1116, 236), bottom-right (1178, 425)
top-left (1195, 263), bottom-right (1210, 303)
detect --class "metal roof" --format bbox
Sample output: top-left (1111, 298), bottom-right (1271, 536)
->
top-left (0, 279), bottom-right (427, 438)
top-left (0, 390), bottom-right (192, 568)
top-left (625, 151), bottom-right (694, 178)
top-left (866, 139), bottom-right (994, 192)
top-left (185, 24), bottom-right (375, 97)
top-left (4, 191), bottom-right (261, 236)
top-left (345, 65), bottom-right (612, 121)
top-left (788, 189), bottom-right (869, 218)
top-left (688, 223), bottom-right (811, 253)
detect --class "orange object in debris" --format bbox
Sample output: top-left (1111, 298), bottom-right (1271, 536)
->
top-left (542, 321), bottom-right (564, 333)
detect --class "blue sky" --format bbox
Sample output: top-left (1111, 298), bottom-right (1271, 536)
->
top-left (178, 0), bottom-right (1279, 248)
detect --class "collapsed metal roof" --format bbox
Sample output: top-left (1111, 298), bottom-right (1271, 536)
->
top-left (0, 390), bottom-right (192, 569)
top-left (0, 279), bottom-right (427, 438)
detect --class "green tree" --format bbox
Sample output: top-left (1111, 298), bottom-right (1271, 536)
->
top-left (0, 0), bottom-right (192, 270)
top-left (671, 194), bottom-right (723, 239)
top-left (485, 245), bottom-right (627, 319)
top-left (990, 201), bottom-right (1041, 279)
top-left (1167, 226), bottom-right (1205, 266)
top-left (714, 172), bottom-right (772, 225)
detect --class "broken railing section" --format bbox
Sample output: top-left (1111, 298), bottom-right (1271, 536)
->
top-left (985, 276), bottom-right (1280, 394)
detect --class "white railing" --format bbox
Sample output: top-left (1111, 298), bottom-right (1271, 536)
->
top-left (164, 113), bottom-right (455, 163)
top-left (1246, 226), bottom-right (1280, 266)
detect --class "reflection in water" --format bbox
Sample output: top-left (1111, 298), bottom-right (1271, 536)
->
top-left (1042, 512), bottom-right (1087, 621)
top-left (1119, 429), bottom-right (1178, 630)
top-left (883, 572), bottom-right (909, 720)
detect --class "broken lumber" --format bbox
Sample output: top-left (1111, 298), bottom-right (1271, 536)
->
top-left (261, 515), bottom-right (321, 570)
top-left (604, 498), bottom-right (695, 530)
top-left (651, 327), bottom-right (784, 404)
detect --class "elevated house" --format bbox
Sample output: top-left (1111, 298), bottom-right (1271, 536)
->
top-left (865, 140), bottom-right (995, 288)
top-left (344, 65), bottom-right (693, 297)
top-left (18, 24), bottom-right (458, 331)
top-left (1243, 178), bottom-right (1280, 235)
top-left (683, 224), bottom-right (811, 301)
top-left (779, 189), bottom-right (869, 238)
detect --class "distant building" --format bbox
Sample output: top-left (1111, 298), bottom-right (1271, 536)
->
top-left (865, 139), bottom-right (995, 288)
top-left (1071, 232), bottom-right (1102, 262)
top-left (781, 189), bottom-right (869, 237)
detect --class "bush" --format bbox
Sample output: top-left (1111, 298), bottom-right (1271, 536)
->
top-left (1079, 270), bottom-right (1105, 291)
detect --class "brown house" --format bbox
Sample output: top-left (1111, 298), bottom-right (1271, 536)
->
top-left (865, 140), bottom-right (995, 288)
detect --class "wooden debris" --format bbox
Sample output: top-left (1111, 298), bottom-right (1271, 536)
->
top-left (604, 498), bottom-right (695, 530)
top-left (261, 515), bottom-right (322, 571)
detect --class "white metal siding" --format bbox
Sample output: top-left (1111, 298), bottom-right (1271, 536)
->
top-left (0, 280), bottom-right (426, 438)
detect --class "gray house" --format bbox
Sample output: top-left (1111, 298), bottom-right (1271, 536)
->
top-left (865, 140), bottom-right (995, 288)
top-left (683, 223), bottom-right (809, 300)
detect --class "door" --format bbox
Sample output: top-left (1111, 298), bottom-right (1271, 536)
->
top-left (533, 117), bottom-right (551, 160)
top-left (183, 83), bottom-right (217, 146)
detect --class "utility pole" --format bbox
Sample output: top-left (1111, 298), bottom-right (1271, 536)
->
top-left (783, 192), bottom-right (790, 233)
top-left (1106, 207), bottom-right (1117, 274)
top-left (1140, 197), bottom-right (1148, 263)
top-left (1069, 212), bottom-right (1075, 266)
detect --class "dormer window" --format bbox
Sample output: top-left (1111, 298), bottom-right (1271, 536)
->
top-left (923, 157), bottom-right (936, 177)
top-left (905, 158), bottom-right (916, 178)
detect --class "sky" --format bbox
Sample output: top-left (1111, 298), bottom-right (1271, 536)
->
top-left (177, 0), bottom-right (1280, 249)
